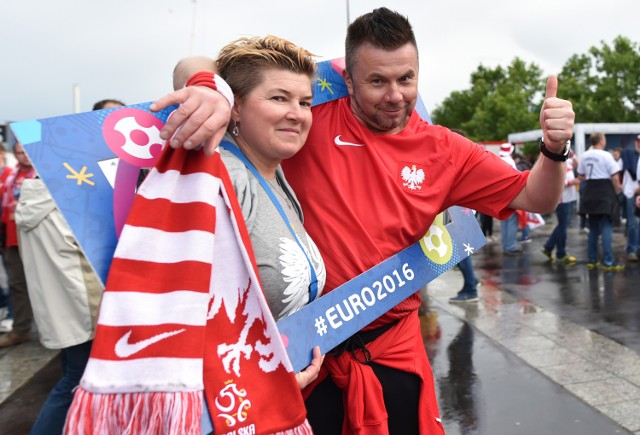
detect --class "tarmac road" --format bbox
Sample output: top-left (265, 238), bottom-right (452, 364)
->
top-left (429, 215), bottom-right (639, 434)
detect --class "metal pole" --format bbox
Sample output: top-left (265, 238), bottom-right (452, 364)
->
top-left (73, 84), bottom-right (80, 113)
top-left (346, 0), bottom-right (350, 26)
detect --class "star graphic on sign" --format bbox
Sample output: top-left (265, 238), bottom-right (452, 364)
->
top-left (316, 77), bottom-right (334, 94)
top-left (464, 243), bottom-right (474, 255)
top-left (462, 208), bottom-right (473, 215)
top-left (64, 162), bottom-right (95, 186)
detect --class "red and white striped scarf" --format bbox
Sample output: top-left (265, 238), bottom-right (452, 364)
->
top-left (65, 147), bottom-right (311, 434)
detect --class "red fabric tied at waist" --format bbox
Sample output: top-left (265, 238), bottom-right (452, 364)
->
top-left (306, 312), bottom-right (445, 435)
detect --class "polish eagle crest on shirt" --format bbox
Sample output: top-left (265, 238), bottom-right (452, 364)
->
top-left (401, 164), bottom-right (426, 190)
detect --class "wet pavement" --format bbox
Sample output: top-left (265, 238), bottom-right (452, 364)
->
top-left (1, 212), bottom-right (639, 434)
top-left (427, 215), bottom-right (640, 434)
top-left (426, 307), bottom-right (632, 434)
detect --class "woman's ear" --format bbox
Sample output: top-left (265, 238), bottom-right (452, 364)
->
top-left (230, 99), bottom-right (242, 122)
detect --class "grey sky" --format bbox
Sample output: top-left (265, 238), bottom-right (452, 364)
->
top-left (2, 0), bottom-right (639, 124)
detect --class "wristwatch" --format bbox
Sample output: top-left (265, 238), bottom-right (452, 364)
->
top-left (539, 139), bottom-right (571, 162)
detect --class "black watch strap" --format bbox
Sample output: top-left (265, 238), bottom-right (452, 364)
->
top-left (539, 140), bottom-right (570, 162)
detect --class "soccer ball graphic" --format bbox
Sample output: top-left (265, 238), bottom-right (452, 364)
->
top-left (423, 225), bottom-right (448, 257)
top-left (419, 215), bottom-right (453, 265)
top-left (102, 108), bottom-right (165, 167)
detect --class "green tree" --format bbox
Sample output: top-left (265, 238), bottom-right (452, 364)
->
top-left (431, 58), bottom-right (544, 142)
top-left (555, 53), bottom-right (596, 120)
top-left (559, 36), bottom-right (640, 122)
top-left (432, 36), bottom-right (640, 141)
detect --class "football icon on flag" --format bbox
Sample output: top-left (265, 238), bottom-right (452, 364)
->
top-left (11, 102), bottom-right (177, 284)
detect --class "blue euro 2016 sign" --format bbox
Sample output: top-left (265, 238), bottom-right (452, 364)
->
top-left (277, 208), bottom-right (485, 372)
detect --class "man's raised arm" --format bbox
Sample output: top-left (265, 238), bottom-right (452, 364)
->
top-left (150, 56), bottom-right (229, 155)
top-left (508, 75), bottom-right (575, 213)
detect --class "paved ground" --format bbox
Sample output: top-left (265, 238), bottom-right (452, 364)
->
top-left (428, 215), bottom-right (640, 434)
top-left (0, 211), bottom-right (639, 434)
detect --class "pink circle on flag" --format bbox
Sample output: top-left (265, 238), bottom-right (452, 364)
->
top-left (102, 108), bottom-right (165, 167)
top-left (280, 334), bottom-right (289, 348)
top-left (130, 129), bottom-right (150, 146)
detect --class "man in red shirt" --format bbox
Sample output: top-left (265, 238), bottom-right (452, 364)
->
top-left (154, 8), bottom-right (574, 434)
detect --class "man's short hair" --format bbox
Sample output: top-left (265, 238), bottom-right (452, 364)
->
top-left (589, 132), bottom-right (604, 146)
top-left (345, 8), bottom-right (417, 75)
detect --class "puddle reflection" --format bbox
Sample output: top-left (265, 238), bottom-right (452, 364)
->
top-left (437, 322), bottom-right (479, 434)
top-left (420, 294), bottom-right (480, 435)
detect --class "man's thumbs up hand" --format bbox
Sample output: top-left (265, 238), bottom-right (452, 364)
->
top-left (539, 75), bottom-right (575, 152)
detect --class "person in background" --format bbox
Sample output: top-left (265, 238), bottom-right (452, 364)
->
top-left (518, 218), bottom-right (532, 243)
top-left (611, 147), bottom-right (623, 165)
top-left (578, 186), bottom-right (589, 234)
top-left (578, 132), bottom-right (624, 270)
top-left (620, 136), bottom-right (640, 262)
top-left (542, 149), bottom-right (579, 264)
top-left (15, 99), bottom-right (122, 434)
top-left (91, 99), bottom-right (124, 110)
top-left (514, 152), bottom-right (534, 242)
top-left (0, 141), bottom-right (36, 347)
top-left (478, 212), bottom-right (494, 242)
top-left (514, 152), bottom-right (533, 171)
top-left (155, 8), bottom-right (574, 433)
top-left (0, 143), bottom-right (13, 333)
top-left (449, 251), bottom-right (480, 304)
top-left (611, 146), bottom-right (625, 226)
top-left (449, 129), bottom-right (480, 304)
top-left (498, 143), bottom-right (521, 254)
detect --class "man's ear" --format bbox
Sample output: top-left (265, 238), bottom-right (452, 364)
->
top-left (342, 69), bottom-right (354, 95)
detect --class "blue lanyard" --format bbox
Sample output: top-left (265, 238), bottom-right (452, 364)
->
top-left (221, 141), bottom-right (319, 301)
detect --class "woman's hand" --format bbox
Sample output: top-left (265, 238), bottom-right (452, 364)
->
top-left (295, 346), bottom-right (324, 390)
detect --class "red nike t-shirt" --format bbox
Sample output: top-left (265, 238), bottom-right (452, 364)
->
top-left (282, 97), bottom-right (528, 327)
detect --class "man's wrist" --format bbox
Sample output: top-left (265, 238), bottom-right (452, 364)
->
top-left (185, 71), bottom-right (234, 108)
top-left (539, 139), bottom-right (571, 162)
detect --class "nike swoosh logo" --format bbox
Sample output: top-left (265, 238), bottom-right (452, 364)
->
top-left (114, 329), bottom-right (186, 358)
top-left (334, 135), bottom-right (365, 147)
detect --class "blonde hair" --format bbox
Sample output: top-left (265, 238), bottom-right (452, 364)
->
top-left (216, 35), bottom-right (317, 101)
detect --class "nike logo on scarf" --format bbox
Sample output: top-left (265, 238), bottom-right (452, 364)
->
top-left (115, 329), bottom-right (186, 358)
